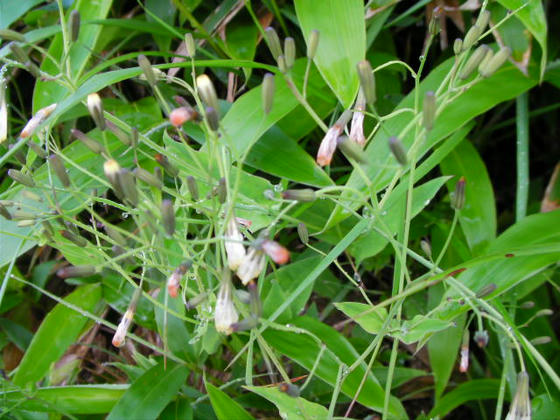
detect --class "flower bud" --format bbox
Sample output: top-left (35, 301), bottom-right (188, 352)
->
top-left (117, 169), bottom-right (138, 207)
top-left (104, 159), bottom-right (123, 197)
top-left (462, 24), bottom-right (482, 51)
top-left (451, 176), bottom-right (466, 210)
top-left (307, 29), bottom-right (319, 60)
top-left (236, 247), bottom-right (266, 285)
top-left (479, 46), bottom-right (511, 78)
top-left (349, 90), bottom-right (366, 146)
top-left (0, 29), bottom-right (25, 42)
top-left (185, 33), bottom-right (195, 57)
top-left (105, 224), bottom-right (127, 246)
top-left (169, 107), bottom-right (196, 127)
top-left (428, 13), bottom-right (440, 36)
top-left (217, 177), bottom-right (227, 204)
top-left (69, 10), bottom-right (81, 42)
top-left (71, 129), bottom-right (105, 155)
top-left (282, 189), bottom-right (316, 202)
top-left (26, 140), bottom-right (47, 158)
top-left (112, 308), bottom-right (134, 348)
top-left (388, 136), bottom-right (407, 166)
top-left (0, 203), bottom-right (12, 220)
top-left (20, 104), bottom-right (57, 138)
top-left (264, 27), bottom-right (282, 61)
top-left (297, 222), bottom-right (309, 244)
top-left (530, 336), bottom-right (551, 345)
top-left (278, 383), bottom-right (300, 398)
top-left (477, 48), bottom-right (494, 75)
top-left (60, 229), bottom-right (88, 247)
top-left (106, 120), bottom-right (131, 146)
top-left (262, 240), bottom-right (290, 265)
top-left (460, 45), bottom-right (490, 79)
top-left (247, 279), bottom-right (262, 317)
top-left (187, 176), bottom-right (199, 201)
top-left (420, 238), bottom-right (432, 258)
top-left (215, 273), bottom-right (238, 335)
top-left (423, 91), bottom-right (436, 131)
top-left (277, 55), bottom-right (287, 73)
top-left (205, 106), bottom-right (220, 131)
top-left (17, 219), bottom-right (35, 227)
top-left (161, 199), bottom-right (175, 237)
top-left (154, 153), bottom-right (179, 177)
top-left (231, 317), bottom-right (258, 332)
top-left (520, 301), bottom-right (535, 309)
top-left (133, 167), bottom-right (162, 189)
top-left (337, 135), bottom-right (368, 164)
top-left (284, 37), bottom-right (296, 70)
top-left (186, 292), bottom-right (208, 310)
top-left (453, 38), bottom-right (463, 55)
top-left (316, 110), bottom-right (352, 166)
top-left (225, 216), bottom-right (246, 271)
top-left (196, 74), bottom-right (219, 115)
top-left (476, 282), bottom-right (496, 298)
top-left (505, 372), bottom-right (530, 420)
top-left (130, 127), bottom-right (138, 148)
top-left (474, 330), bottom-right (489, 348)
top-left (262, 73), bottom-right (275, 115)
top-left (12, 210), bottom-right (35, 221)
top-left (8, 169), bottom-right (35, 187)
top-left (57, 265), bottom-right (96, 278)
top-left (49, 154), bottom-right (71, 187)
top-left (459, 329), bottom-right (469, 373)
top-left (534, 309), bottom-right (553, 318)
top-left (356, 60), bottom-right (376, 106)
top-left (87, 93), bottom-right (105, 131)
top-left (138, 54), bottom-right (156, 87)
top-left (167, 272), bottom-right (181, 298)
top-left (475, 10), bottom-right (490, 33)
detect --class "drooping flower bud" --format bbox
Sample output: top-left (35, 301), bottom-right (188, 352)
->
top-left (505, 371), bottom-right (530, 420)
top-left (262, 240), bottom-right (290, 265)
top-left (214, 272), bottom-right (239, 335)
top-left (277, 55), bottom-right (287, 73)
top-left (278, 383), bottom-right (300, 398)
top-left (459, 329), bottom-right (470, 373)
top-left (104, 159), bottom-right (123, 198)
top-left (196, 74), bottom-right (219, 116)
top-left (105, 224), bottom-right (127, 247)
top-left (475, 10), bottom-right (491, 34)
top-left (451, 176), bottom-right (466, 210)
top-left (167, 261), bottom-right (191, 298)
top-left (57, 265), bottom-right (97, 278)
top-left (225, 216), bottom-right (246, 271)
top-left (388, 136), bottom-right (407, 166)
top-left (236, 246), bottom-right (266, 285)
top-left (282, 189), bottom-right (316, 202)
top-left (169, 107), bottom-right (197, 127)
top-left (69, 10), bottom-right (81, 42)
top-left (133, 167), bottom-right (162, 189)
top-left (8, 169), bottom-right (35, 188)
top-left (106, 120), bottom-right (131, 146)
top-left (479, 46), bottom-right (511, 78)
top-left (453, 38), bottom-right (463, 55)
top-left (349, 89), bottom-right (366, 146)
top-left (87, 93), bottom-right (105, 131)
top-left (462, 24), bottom-right (482, 51)
top-left (316, 110), bottom-right (352, 166)
top-left (0, 203), bottom-right (12, 220)
top-left (185, 33), bottom-right (196, 57)
top-left (217, 177), bottom-right (227, 204)
top-left (20, 104), bottom-right (57, 138)
top-left (60, 229), bottom-right (88, 247)
top-left (117, 169), bottom-right (138, 207)
top-left (520, 301), bottom-right (535, 309)
top-left (112, 308), bottom-right (133, 348)
top-left (205, 107), bottom-right (220, 131)
top-left (476, 282), bottom-right (496, 298)
top-left (154, 153), bottom-right (179, 177)
top-left (422, 91), bottom-right (436, 131)
top-left (161, 199), bottom-right (175, 237)
top-left (297, 222), bottom-right (309, 244)
top-left (477, 48), bottom-right (494, 75)
top-left (71, 129), bottom-right (105, 155)
top-left (49, 154), bottom-right (70, 187)
top-left (186, 292), bottom-right (208, 310)
top-left (530, 336), bottom-right (551, 345)
top-left (262, 73), bottom-right (275, 115)
top-left (356, 60), bottom-right (376, 106)
top-left (138, 54), bottom-right (156, 87)
top-left (420, 238), bottom-right (432, 258)
top-left (474, 330), bottom-right (489, 348)
top-left (460, 45), bottom-right (490, 79)
top-left (284, 37), bottom-right (296, 70)
top-left (187, 176), bottom-right (199, 201)
top-left (337, 135), bottom-right (368, 164)
top-left (264, 27), bottom-right (282, 61)
top-left (307, 30), bottom-right (320, 60)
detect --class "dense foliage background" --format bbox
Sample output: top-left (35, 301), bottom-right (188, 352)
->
top-left (0, 0), bottom-right (559, 418)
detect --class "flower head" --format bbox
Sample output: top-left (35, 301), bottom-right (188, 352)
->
top-left (112, 308), bottom-right (133, 347)
top-left (236, 246), bottom-right (266, 285)
top-left (225, 216), bottom-right (246, 270)
top-left (349, 90), bottom-right (366, 146)
top-left (316, 110), bottom-right (352, 167)
top-left (505, 371), bottom-right (531, 420)
top-left (262, 240), bottom-right (290, 265)
top-left (214, 276), bottom-right (238, 335)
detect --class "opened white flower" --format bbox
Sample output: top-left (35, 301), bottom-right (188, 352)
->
top-left (214, 277), bottom-right (238, 335)
top-left (349, 90), bottom-right (366, 146)
top-left (112, 308), bottom-right (134, 348)
top-left (225, 216), bottom-right (246, 270)
top-left (236, 247), bottom-right (265, 285)
top-left (505, 371), bottom-right (531, 420)
top-left (20, 103), bottom-right (57, 138)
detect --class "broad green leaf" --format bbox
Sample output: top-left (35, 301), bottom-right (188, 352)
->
top-left (263, 316), bottom-right (407, 418)
top-left (0, 0), bottom-right (43, 29)
top-left (397, 315), bottom-right (455, 344)
top-left (294, 0), bottom-right (365, 107)
top-left (107, 360), bottom-right (189, 420)
top-left (224, 18), bottom-right (258, 81)
top-left (206, 383), bottom-right (254, 420)
top-left (440, 140), bottom-right (497, 255)
top-left (13, 284), bottom-right (103, 386)
top-left (334, 302), bottom-right (388, 334)
top-left (32, 0), bottom-right (113, 112)
top-left (429, 379), bottom-right (502, 418)
top-left (0, 318), bottom-right (33, 351)
top-left (246, 385), bottom-right (327, 420)
top-left (496, 0), bottom-right (547, 78)
top-left (0, 384), bottom-right (127, 414)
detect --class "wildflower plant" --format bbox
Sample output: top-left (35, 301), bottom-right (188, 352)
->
top-left (0, 0), bottom-right (558, 418)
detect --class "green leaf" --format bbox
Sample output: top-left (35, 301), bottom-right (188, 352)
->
top-left (206, 383), bottom-right (254, 420)
top-left (224, 18), bottom-right (258, 81)
top-left (0, 0), bottom-right (43, 29)
top-left (246, 385), bottom-right (328, 420)
top-left (107, 360), bottom-right (189, 420)
top-left (13, 284), bottom-right (103, 386)
top-left (440, 140), bottom-right (497, 255)
top-left (496, 0), bottom-right (547, 79)
top-left (0, 318), bottom-right (33, 351)
top-left (0, 384), bottom-right (127, 414)
top-left (429, 379), bottom-right (502, 418)
top-left (294, 0), bottom-right (365, 107)
top-left (397, 315), bottom-right (455, 344)
top-left (334, 302), bottom-right (388, 334)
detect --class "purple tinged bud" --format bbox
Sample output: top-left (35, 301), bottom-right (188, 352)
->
top-left (133, 167), bottom-right (162, 189)
top-left (476, 282), bottom-right (496, 298)
top-left (138, 54), bottom-right (156, 87)
top-left (69, 10), bottom-right (80, 42)
top-left (60, 229), bottom-right (88, 247)
top-left (297, 222), bottom-right (309, 244)
top-left (49, 154), bottom-right (70, 187)
top-left (71, 129), bottom-right (105, 155)
top-left (187, 176), bottom-right (199, 201)
top-left (388, 136), bottom-right (407, 166)
top-left (356, 60), bottom-right (376, 106)
top-left (8, 169), bottom-right (35, 188)
top-left (57, 265), bottom-right (96, 278)
top-left (161, 199), bottom-right (175, 237)
top-left (264, 27), bottom-right (282, 61)
top-left (452, 176), bottom-right (466, 210)
top-left (281, 189), bottom-right (316, 202)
